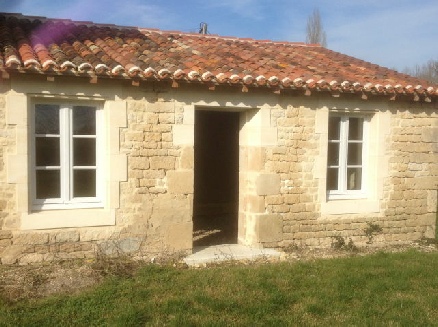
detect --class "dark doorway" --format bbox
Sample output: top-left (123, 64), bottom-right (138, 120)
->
top-left (193, 110), bottom-right (240, 246)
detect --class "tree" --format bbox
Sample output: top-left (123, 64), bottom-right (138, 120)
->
top-left (403, 59), bottom-right (438, 84)
top-left (306, 8), bottom-right (327, 47)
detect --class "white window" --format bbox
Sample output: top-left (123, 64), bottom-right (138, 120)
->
top-left (32, 102), bottom-right (104, 210)
top-left (326, 115), bottom-right (369, 199)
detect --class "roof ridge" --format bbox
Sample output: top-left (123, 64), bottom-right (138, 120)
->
top-left (0, 12), bottom-right (320, 48)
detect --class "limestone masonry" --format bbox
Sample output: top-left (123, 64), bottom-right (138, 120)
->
top-left (0, 75), bottom-right (437, 264)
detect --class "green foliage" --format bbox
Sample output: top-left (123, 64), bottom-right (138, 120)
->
top-left (1, 251), bottom-right (438, 326)
top-left (364, 222), bottom-right (383, 244)
top-left (331, 235), bottom-right (358, 252)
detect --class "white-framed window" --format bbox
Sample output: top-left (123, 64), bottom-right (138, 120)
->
top-left (326, 115), bottom-right (369, 199)
top-left (32, 102), bottom-right (104, 210)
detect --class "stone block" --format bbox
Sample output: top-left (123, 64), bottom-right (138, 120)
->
top-left (80, 229), bottom-right (118, 242)
top-left (183, 105), bottom-right (195, 124)
top-left (55, 231), bottom-right (80, 243)
top-left (6, 92), bottom-right (27, 125)
top-left (427, 190), bottom-right (437, 213)
top-left (244, 194), bottom-right (265, 213)
top-left (18, 253), bottom-right (55, 265)
top-left (151, 195), bottom-right (191, 225)
top-left (173, 124), bottom-right (194, 146)
top-left (256, 173), bottom-right (280, 196)
top-left (0, 245), bottom-right (26, 264)
top-left (167, 170), bottom-right (194, 194)
top-left (179, 147), bottom-right (194, 169)
top-left (7, 154), bottom-right (27, 184)
top-left (147, 101), bottom-right (175, 113)
top-left (58, 243), bottom-right (77, 253)
top-left (421, 127), bottom-right (438, 143)
top-left (13, 232), bottom-right (49, 245)
top-left (158, 113), bottom-right (175, 124)
top-left (246, 147), bottom-right (266, 171)
top-left (256, 214), bottom-right (283, 243)
top-left (164, 222), bottom-right (192, 251)
top-left (150, 156), bottom-right (175, 170)
top-left (0, 230), bottom-right (12, 240)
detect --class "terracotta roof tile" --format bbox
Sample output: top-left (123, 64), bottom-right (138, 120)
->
top-left (0, 13), bottom-right (436, 101)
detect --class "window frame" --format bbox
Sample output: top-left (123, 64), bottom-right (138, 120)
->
top-left (31, 100), bottom-right (105, 210)
top-left (326, 114), bottom-right (370, 200)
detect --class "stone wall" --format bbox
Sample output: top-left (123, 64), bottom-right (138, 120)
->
top-left (270, 100), bottom-right (438, 249)
top-left (0, 76), bottom-right (437, 264)
top-left (382, 105), bottom-right (438, 241)
top-left (116, 97), bottom-right (193, 256)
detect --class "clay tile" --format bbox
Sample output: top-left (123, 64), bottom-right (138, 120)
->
top-left (374, 84), bottom-right (384, 92)
top-left (173, 69), bottom-right (186, 79)
top-left (201, 71), bottom-right (215, 82)
top-left (341, 81), bottom-right (350, 89)
top-left (5, 55), bottom-right (21, 67)
top-left (293, 77), bottom-right (304, 87)
top-left (78, 62), bottom-right (93, 72)
top-left (126, 64), bottom-right (142, 76)
top-left (306, 79), bottom-right (316, 88)
top-left (158, 68), bottom-right (170, 78)
top-left (394, 84), bottom-right (404, 93)
top-left (216, 73), bottom-right (227, 83)
top-left (256, 75), bottom-right (266, 86)
top-left (318, 80), bottom-right (329, 90)
top-left (111, 64), bottom-right (125, 75)
top-left (363, 83), bottom-right (373, 91)
top-left (41, 59), bottom-right (57, 71)
top-left (268, 76), bottom-right (279, 86)
top-left (281, 77), bottom-right (292, 87)
top-left (60, 61), bottom-right (76, 71)
top-left (352, 82), bottom-right (362, 91)
top-left (243, 75), bottom-right (254, 85)
top-left (415, 85), bottom-right (424, 93)
top-left (405, 85), bottom-right (414, 93)
top-left (230, 74), bottom-right (241, 84)
top-left (385, 84), bottom-right (394, 92)
top-left (23, 58), bottom-right (40, 68)
top-left (95, 63), bottom-right (109, 74)
top-left (144, 67), bottom-right (156, 77)
top-left (329, 80), bottom-right (340, 90)
top-left (188, 70), bottom-right (200, 80)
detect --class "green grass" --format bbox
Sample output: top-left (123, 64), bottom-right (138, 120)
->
top-left (1, 250), bottom-right (438, 326)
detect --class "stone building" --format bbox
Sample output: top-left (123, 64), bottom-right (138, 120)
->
top-left (0, 13), bottom-right (437, 264)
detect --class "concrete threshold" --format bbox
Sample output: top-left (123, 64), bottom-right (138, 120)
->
top-left (183, 244), bottom-right (283, 267)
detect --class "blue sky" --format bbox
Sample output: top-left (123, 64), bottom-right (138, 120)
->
top-left (1, 0), bottom-right (437, 71)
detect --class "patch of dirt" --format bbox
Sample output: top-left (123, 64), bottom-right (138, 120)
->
top-left (0, 261), bottom-right (101, 303)
top-left (0, 241), bottom-right (437, 303)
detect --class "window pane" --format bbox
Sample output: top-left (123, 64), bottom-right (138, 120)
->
top-left (73, 106), bottom-right (96, 135)
top-left (347, 143), bottom-right (362, 165)
top-left (73, 169), bottom-right (96, 197)
top-left (35, 104), bottom-right (60, 134)
top-left (36, 137), bottom-right (60, 166)
top-left (328, 116), bottom-right (341, 140)
top-left (326, 168), bottom-right (338, 191)
top-left (347, 168), bottom-right (362, 190)
top-left (36, 170), bottom-right (60, 198)
top-left (73, 138), bottom-right (96, 166)
top-left (327, 142), bottom-right (339, 166)
top-left (348, 118), bottom-right (364, 141)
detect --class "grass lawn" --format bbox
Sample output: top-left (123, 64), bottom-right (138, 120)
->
top-left (1, 249), bottom-right (438, 326)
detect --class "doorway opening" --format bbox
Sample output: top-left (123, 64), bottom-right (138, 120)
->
top-left (193, 110), bottom-right (240, 246)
